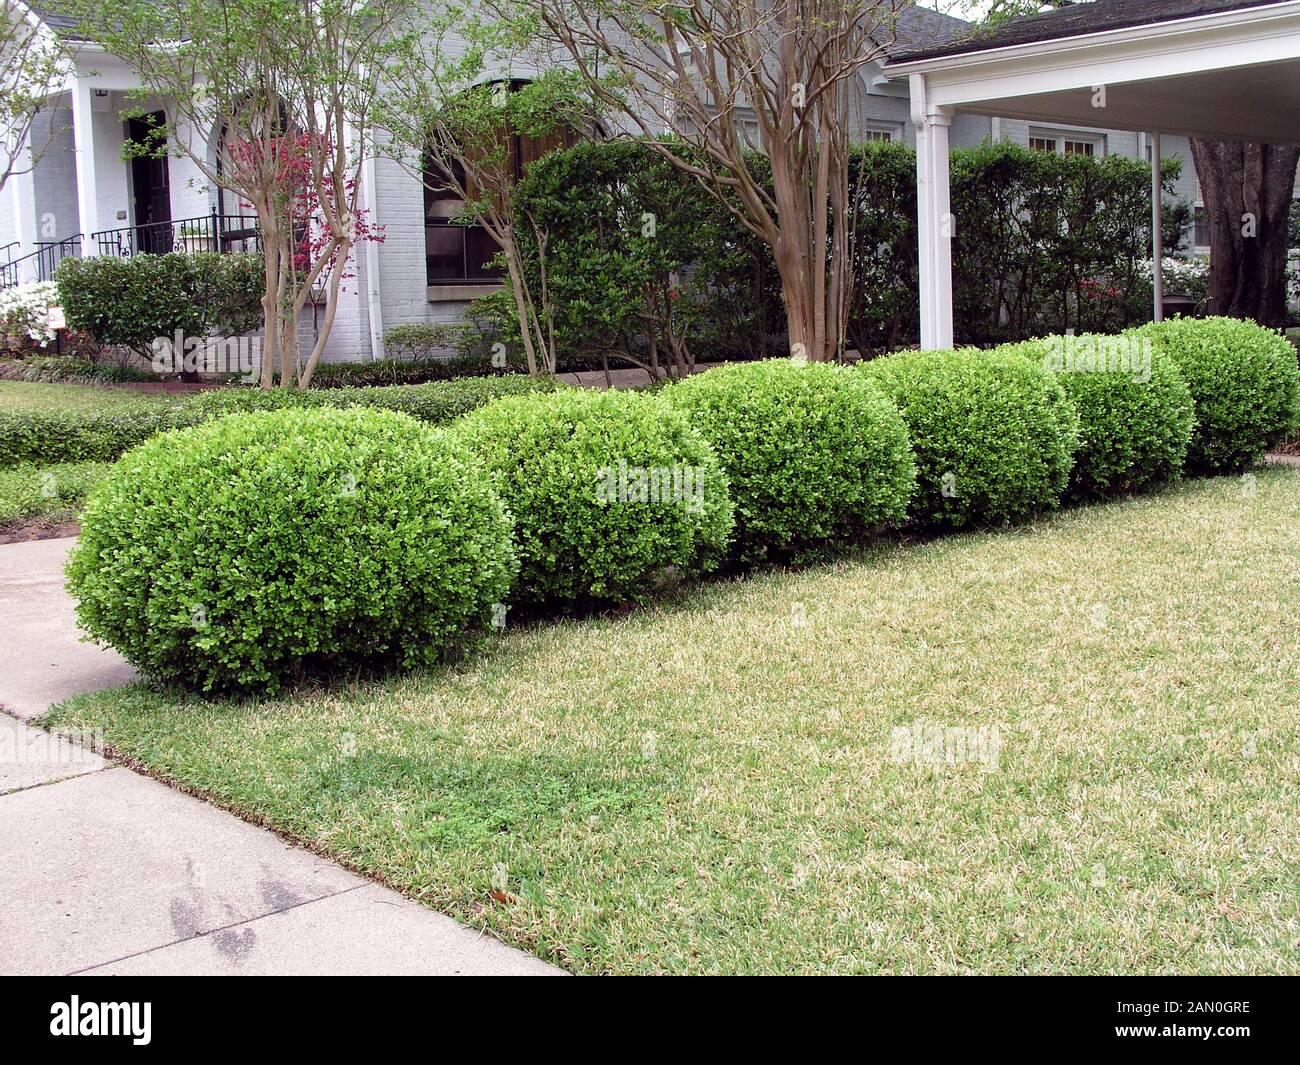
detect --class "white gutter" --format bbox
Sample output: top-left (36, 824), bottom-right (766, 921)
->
top-left (884, 0), bottom-right (1300, 77)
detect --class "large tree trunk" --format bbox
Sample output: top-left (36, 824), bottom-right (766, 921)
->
top-left (1190, 139), bottom-right (1299, 327)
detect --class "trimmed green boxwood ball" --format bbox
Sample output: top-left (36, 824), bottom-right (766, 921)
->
top-left (666, 359), bottom-right (916, 562)
top-left (1140, 316), bottom-right (1300, 473)
top-left (998, 334), bottom-right (1196, 500)
top-left (861, 349), bottom-right (1080, 528)
top-left (451, 388), bottom-right (733, 606)
top-left (66, 407), bottom-right (517, 695)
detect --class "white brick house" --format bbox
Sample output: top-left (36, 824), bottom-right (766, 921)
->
top-left (0, 2), bottom-right (1222, 364)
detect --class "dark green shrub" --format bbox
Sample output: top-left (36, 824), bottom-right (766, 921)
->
top-left (56, 252), bottom-right (264, 362)
top-left (1140, 316), bottom-right (1300, 472)
top-left (507, 139), bottom-right (783, 373)
top-left (862, 349), bottom-right (1080, 528)
top-left (67, 408), bottom-right (516, 694)
top-left (667, 359), bottom-right (915, 561)
top-left (998, 334), bottom-right (1196, 499)
top-left (452, 389), bottom-right (734, 606)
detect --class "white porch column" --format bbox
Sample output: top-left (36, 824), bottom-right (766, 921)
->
top-left (9, 128), bottom-right (38, 282)
top-left (912, 75), bottom-right (954, 351)
top-left (70, 76), bottom-right (101, 259)
top-left (1150, 131), bottom-right (1164, 323)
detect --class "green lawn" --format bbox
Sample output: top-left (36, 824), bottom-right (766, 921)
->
top-left (0, 380), bottom-right (181, 415)
top-left (51, 468), bottom-right (1300, 974)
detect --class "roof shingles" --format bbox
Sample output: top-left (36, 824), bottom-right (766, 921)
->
top-left (887, 0), bottom-right (1289, 64)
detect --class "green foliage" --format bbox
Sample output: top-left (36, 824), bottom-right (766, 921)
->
top-left (862, 348), bottom-right (1080, 527)
top-left (0, 404), bottom-right (195, 467)
top-left (998, 335), bottom-right (1196, 499)
top-left (55, 252), bottom-right (264, 357)
top-left (506, 139), bottom-right (783, 370)
top-left (1140, 316), bottom-right (1300, 472)
top-left (189, 374), bottom-right (558, 424)
top-left (382, 322), bottom-right (473, 361)
top-left (502, 137), bottom-right (1182, 361)
top-left (0, 461), bottom-right (113, 526)
top-left (847, 142), bottom-right (921, 356)
top-left (66, 408), bottom-right (517, 695)
top-left (0, 355), bottom-right (156, 384)
top-left (452, 388), bottom-right (734, 606)
top-left (667, 359), bottom-right (916, 561)
top-left (950, 141), bottom-right (1179, 343)
top-left (0, 375), bottom-right (556, 468)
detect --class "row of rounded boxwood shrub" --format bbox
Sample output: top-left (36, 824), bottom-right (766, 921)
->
top-left (68, 317), bottom-right (1299, 695)
top-left (0, 374), bottom-right (557, 468)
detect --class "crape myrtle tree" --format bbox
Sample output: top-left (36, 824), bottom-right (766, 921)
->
top-left (61, 0), bottom-right (411, 387)
top-left (528, 0), bottom-right (906, 363)
top-left (1, 1), bottom-right (71, 191)
top-left (377, 7), bottom-right (596, 376)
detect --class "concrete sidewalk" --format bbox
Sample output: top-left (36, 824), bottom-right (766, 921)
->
top-left (0, 538), bottom-right (560, 975)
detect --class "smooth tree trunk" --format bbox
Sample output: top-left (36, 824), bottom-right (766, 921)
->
top-left (1190, 138), bottom-right (1300, 328)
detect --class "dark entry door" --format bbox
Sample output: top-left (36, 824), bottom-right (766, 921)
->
top-left (128, 113), bottom-right (171, 255)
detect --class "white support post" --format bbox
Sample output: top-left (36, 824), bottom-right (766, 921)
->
top-left (10, 127), bottom-right (38, 282)
top-left (70, 76), bottom-right (100, 259)
top-left (913, 75), bottom-right (955, 351)
top-left (1151, 131), bottom-right (1164, 323)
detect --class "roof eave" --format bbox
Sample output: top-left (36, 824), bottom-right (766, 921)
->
top-left (883, 0), bottom-right (1300, 76)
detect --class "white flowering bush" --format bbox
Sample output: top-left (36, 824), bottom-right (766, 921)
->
top-left (0, 281), bottom-right (60, 347)
top-left (1139, 257), bottom-right (1210, 311)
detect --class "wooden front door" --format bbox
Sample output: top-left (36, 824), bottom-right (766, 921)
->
top-left (128, 113), bottom-right (171, 254)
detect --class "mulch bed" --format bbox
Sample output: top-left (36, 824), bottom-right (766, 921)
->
top-left (0, 517), bottom-right (81, 545)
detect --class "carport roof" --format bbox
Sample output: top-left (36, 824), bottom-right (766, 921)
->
top-left (889, 0), bottom-right (1289, 63)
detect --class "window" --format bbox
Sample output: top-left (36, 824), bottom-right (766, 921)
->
top-left (422, 80), bottom-right (571, 285)
top-left (860, 125), bottom-right (898, 144)
top-left (1029, 130), bottom-right (1103, 157)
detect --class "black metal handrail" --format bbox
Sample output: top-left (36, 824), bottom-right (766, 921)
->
top-left (0, 236), bottom-right (82, 288)
top-left (92, 210), bottom-right (261, 258)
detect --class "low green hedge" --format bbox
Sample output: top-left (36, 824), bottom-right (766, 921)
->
top-left (0, 375), bottom-right (558, 468)
top-left (453, 388), bottom-right (734, 606)
top-left (67, 408), bottom-right (517, 694)
top-left (188, 374), bottom-right (557, 423)
top-left (0, 405), bottom-right (196, 467)
top-left (1140, 316), bottom-right (1300, 472)
top-left (862, 349), bottom-right (1080, 528)
top-left (998, 334), bottom-right (1196, 499)
top-left (667, 359), bottom-right (915, 561)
